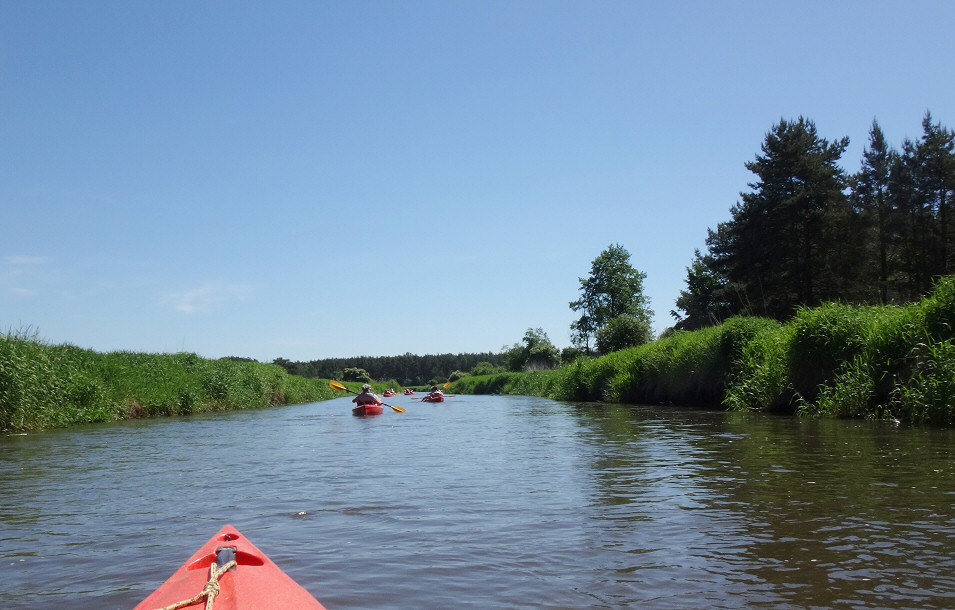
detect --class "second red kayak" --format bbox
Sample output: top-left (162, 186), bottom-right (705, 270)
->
top-left (352, 403), bottom-right (384, 416)
top-left (421, 394), bottom-right (444, 403)
top-left (134, 524), bottom-right (325, 610)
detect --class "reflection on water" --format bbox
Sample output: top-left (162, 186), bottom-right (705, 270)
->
top-left (572, 404), bottom-right (955, 608)
top-left (1, 396), bottom-right (953, 608)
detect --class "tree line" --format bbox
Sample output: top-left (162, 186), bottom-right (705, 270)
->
top-left (507, 111), bottom-right (955, 361)
top-left (272, 351), bottom-right (507, 386)
top-left (673, 112), bottom-right (955, 329)
top-left (273, 111), bottom-right (953, 379)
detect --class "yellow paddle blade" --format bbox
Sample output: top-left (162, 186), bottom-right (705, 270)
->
top-left (388, 404), bottom-right (407, 413)
top-left (329, 380), bottom-right (347, 391)
top-left (443, 381), bottom-right (451, 388)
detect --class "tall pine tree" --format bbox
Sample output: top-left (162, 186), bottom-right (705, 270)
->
top-left (890, 138), bottom-right (935, 298)
top-left (915, 112), bottom-right (955, 276)
top-left (673, 112), bottom-right (955, 328)
top-left (853, 119), bottom-right (895, 303)
top-left (723, 117), bottom-right (853, 318)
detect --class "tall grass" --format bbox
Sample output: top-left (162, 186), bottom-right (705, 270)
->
top-left (0, 330), bottom-right (337, 433)
top-left (452, 276), bottom-right (955, 425)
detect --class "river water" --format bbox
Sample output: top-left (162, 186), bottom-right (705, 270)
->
top-left (1, 394), bottom-right (953, 608)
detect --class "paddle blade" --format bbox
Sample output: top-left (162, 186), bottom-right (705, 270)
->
top-left (443, 381), bottom-right (451, 388)
top-left (329, 380), bottom-right (347, 391)
top-left (388, 404), bottom-right (406, 413)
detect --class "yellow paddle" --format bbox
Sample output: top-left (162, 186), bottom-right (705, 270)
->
top-left (329, 380), bottom-right (406, 413)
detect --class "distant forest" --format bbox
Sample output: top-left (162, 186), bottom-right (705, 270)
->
top-left (271, 352), bottom-right (507, 386)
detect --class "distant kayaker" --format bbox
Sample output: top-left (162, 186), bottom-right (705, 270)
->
top-left (352, 384), bottom-right (381, 406)
top-left (426, 385), bottom-right (443, 400)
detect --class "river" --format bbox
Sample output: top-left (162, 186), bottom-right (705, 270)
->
top-left (1, 394), bottom-right (953, 608)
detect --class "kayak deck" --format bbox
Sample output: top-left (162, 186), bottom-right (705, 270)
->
top-left (134, 525), bottom-right (325, 610)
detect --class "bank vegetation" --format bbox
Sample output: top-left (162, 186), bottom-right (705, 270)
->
top-left (451, 276), bottom-right (955, 426)
top-left (0, 334), bottom-right (344, 433)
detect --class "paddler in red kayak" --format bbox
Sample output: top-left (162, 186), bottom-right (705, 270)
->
top-left (352, 384), bottom-right (382, 408)
top-left (426, 384), bottom-right (444, 401)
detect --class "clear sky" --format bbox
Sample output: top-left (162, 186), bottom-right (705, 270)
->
top-left (2, 1), bottom-right (953, 363)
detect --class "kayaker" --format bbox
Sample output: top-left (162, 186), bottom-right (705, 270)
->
top-left (427, 385), bottom-right (443, 401)
top-left (352, 384), bottom-right (381, 406)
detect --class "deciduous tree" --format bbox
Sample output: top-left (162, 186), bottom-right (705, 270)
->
top-left (503, 328), bottom-right (560, 371)
top-left (570, 244), bottom-right (652, 352)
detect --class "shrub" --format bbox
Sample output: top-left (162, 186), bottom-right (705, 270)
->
top-left (595, 314), bottom-right (652, 354)
top-left (342, 367), bottom-right (372, 383)
top-left (471, 361), bottom-right (504, 376)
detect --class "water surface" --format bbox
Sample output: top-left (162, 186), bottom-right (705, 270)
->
top-left (1, 395), bottom-right (953, 608)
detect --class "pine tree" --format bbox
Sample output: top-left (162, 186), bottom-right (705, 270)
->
top-left (718, 117), bottom-right (852, 318)
top-left (853, 119), bottom-right (894, 303)
top-left (671, 249), bottom-right (729, 330)
top-left (890, 139), bottom-right (935, 298)
top-left (914, 112), bottom-right (955, 275)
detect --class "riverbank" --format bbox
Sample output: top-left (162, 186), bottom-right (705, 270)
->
top-left (0, 333), bottom-right (348, 433)
top-left (6, 277), bottom-right (954, 431)
top-left (452, 276), bottom-right (955, 426)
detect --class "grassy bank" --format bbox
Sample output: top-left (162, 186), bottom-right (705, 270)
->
top-left (452, 277), bottom-right (955, 426)
top-left (0, 331), bottom-right (341, 433)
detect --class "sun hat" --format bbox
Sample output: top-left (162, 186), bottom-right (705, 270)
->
top-left (362, 384), bottom-right (371, 391)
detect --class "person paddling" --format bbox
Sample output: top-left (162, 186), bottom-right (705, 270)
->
top-left (352, 384), bottom-right (381, 406)
top-left (426, 385), bottom-right (443, 401)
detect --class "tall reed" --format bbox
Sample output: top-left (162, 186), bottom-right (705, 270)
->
top-left (0, 331), bottom-right (337, 433)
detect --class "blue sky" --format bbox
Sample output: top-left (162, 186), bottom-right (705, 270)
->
top-left (2, 1), bottom-right (953, 363)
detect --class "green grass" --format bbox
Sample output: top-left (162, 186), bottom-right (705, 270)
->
top-left (0, 331), bottom-right (338, 433)
top-left (451, 276), bottom-right (955, 426)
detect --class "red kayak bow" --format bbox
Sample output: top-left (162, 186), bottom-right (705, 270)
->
top-left (134, 525), bottom-right (325, 610)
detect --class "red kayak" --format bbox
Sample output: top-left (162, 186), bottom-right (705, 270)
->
top-left (134, 525), bottom-right (325, 610)
top-left (403, 389), bottom-right (414, 395)
top-left (352, 403), bottom-right (384, 416)
top-left (421, 393), bottom-right (444, 403)
top-left (382, 391), bottom-right (397, 397)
